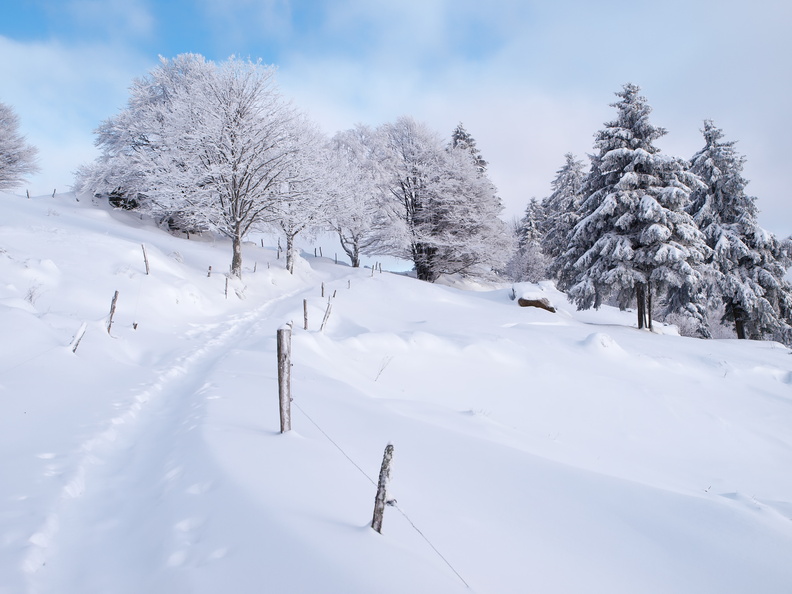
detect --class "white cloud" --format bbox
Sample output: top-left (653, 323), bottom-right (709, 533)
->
top-left (0, 36), bottom-right (150, 194)
top-left (65, 0), bottom-right (155, 38)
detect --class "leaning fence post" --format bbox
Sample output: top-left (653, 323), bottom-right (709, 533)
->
top-left (107, 290), bottom-right (119, 334)
top-left (277, 325), bottom-right (292, 433)
top-left (320, 302), bottom-right (332, 332)
top-left (371, 443), bottom-right (394, 534)
top-left (141, 244), bottom-right (150, 275)
top-left (303, 299), bottom-right (309, 330)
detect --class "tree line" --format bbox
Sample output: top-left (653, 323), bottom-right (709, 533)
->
top-left (511, 83), bottom-right (792, 343)
top-left (2, 56), bottom-right (790, 343)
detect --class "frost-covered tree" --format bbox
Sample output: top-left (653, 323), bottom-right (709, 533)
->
top-left (689, 120), bottom-right (792, 340)
top-left (328, 125), bottom-right (386, 267)
top-left (507, 198), bottom-right (550, 282)
top-left (541, 153), bottom-right (585, 265)
top-left (559, 84), bottom-right (710, 331)
top-left (0, 102), bottom-right (39, 191)
top-left (375, 116), bottom-right (511, 282)
top-left (76, 54), bottom-right (309, 278)
top-left (271, 120), bottom-right (334, 274)
top-left (449, 122), bottom-right (487, 173)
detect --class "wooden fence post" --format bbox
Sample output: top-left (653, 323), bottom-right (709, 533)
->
top-left (303, 299), bottom-right (308, 330)
top-left (320, 302), bottom-right (332, 332)
top-left (371, 443), bottom-right (394, 534)
top-left (141, 244), bottom-right (150, 275)
top-left (70, 322), bottom-right (87, 353)
top-left (107, 290), bottom-right (119, 334)
top-left (277, 325), bottom-right (292, 433)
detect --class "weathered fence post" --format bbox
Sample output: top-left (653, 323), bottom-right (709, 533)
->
top-left (107, 290), bottom-right (120, 334)
top-left (224, 277), bottom-right (229, 299)
top-left (70, 322), bottom-right (87, 353)
top-left (277, 325), bottom-right (292, 433)
top-left (320, 302), bottom-right (332, 332)
top-left (303, 299), bottom-right (308, 330)
top-left (371, 443), bottom-right (394, 534)
top-left (141, 244), bottom-right (150, 275)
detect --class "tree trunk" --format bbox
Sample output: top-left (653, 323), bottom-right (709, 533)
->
top-left (646, 282), bottom-right (653, 331)
top-left (230, 233), bottom-right (243, 278)
top-left (285, 234), bottom-right (295, 274)
top-left (733, 304), bottom-right (747, 339)
top-left (636, 284), bottom-right (646, 330)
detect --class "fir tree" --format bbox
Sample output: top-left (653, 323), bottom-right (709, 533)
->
top-left (559, 84), bottom-right (709, 331)
top-left (689, 120), bottom-right (792, 341)
top-left (508, 198), bottom-right (549, 282)
top-left (449, 123), bottom-right (488, 173)
top-left (541, 153), bottom-right (586, 267)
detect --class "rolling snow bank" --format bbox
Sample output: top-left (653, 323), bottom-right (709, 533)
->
top-left (1, 191), bottom-right (791, 593)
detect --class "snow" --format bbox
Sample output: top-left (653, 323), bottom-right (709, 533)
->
top-left (2, 191), bottom-right (792, 593)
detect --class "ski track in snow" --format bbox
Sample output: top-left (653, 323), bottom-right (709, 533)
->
top-left (20, 287), bottom-right (305, 593)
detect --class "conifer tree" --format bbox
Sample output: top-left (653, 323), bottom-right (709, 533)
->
top-left (508, 198), bottom-right (549, 282)
top-left (689, 120), bottom-right (792, 341)
top-left (541, 153), bottom-right (586, 265)
top-left (559, 84), bottom-right (709, 331)
top-left (449, 123), bottom-right (488, 173)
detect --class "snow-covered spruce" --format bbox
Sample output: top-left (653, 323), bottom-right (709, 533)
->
top-left (557, 83), bottom-right (710, 333)
top-left (688, 120), bottom-right (792, 342)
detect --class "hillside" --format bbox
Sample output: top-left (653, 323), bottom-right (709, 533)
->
top-left (2, 192), bottom-right (792, 594)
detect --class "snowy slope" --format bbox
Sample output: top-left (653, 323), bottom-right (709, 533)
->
top-left (1, 192), bottom-right (791, 594)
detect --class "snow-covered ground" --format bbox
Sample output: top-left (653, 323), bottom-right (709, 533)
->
top-left (2, 191), bottom-right (791, 594)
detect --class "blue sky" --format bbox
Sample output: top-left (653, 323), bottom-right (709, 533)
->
top-left (2, 0), bottom-right (791, 234)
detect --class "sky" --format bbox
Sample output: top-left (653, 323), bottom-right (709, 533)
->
top-left (2, 0), bottom-right (791, 235)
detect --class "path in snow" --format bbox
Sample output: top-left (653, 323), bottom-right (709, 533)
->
top-left (21, 287), bottom-right (309, 594)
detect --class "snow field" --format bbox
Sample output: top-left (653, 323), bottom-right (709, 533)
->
top-left (1, 192), bottom-right (792, 593)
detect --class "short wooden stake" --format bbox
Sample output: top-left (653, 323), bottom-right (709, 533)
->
top-left (348, 280), bottom-right (351, 289)
top-left (371, 443), bottom-right (394, 534)
top-left (335, 253), bottom-right (338, 264)
top-left (52, 189), bottom-right (56, 198)
top-left (314, 248), bottom-right (317, 257)
top-left (321, 282), bottom-right (325, 298)
top-left (277, 326), bottom-right (292, 433)
top-left (320, 302), bottom-right (332, 332)
top-left (26, 189), bottom-right (30, 199)
top-left (107, 290), bottom-right (119, 334)
top-left (254, 261), bottom-right (258, 273)
top-left (303, 299), bottom-right (308, 330)
top-left (319, 247), bottom-right (323, 258)
top-left (207, 266), bottom-right (212, 277)
top-left (332, 289), bottom-right (337, 299)
top-left (224, 277), bottom-right (229, 299)
top-left (261, 238), bottom-right (264, 248)
top-left (141, 244), bottom-right (150, 275)
top-left (70, 322), bottom-right (87, 353)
